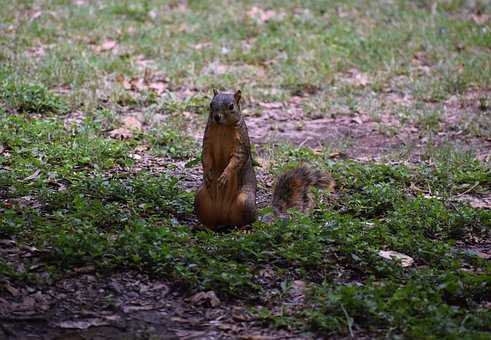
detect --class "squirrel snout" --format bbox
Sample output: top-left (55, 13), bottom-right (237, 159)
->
top-left (213, 113), bottom-right (221, 123)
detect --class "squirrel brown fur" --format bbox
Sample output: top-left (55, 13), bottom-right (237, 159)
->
top-left (271, 166), bottom-right (335, 218)
top-left (195, 90), bottom-right (334, 229)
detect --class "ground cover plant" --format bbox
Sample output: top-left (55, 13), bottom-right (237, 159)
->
top-left (1, 0), bottom-right (490, 338)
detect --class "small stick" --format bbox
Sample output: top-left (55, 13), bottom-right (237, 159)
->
top-left (456, 182), bottom-right (480, 197)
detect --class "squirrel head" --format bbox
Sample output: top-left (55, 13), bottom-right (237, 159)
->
top-left (209, 89), bottom-right (242, 125)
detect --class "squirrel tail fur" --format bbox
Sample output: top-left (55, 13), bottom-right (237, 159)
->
top-left (272, 166), bottom-right (335, 217)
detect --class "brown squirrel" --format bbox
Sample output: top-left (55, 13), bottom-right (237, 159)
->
top-left (195, 89), bottom-right (334, 230)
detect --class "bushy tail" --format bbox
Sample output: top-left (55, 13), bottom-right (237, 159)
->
top-left (272, 166), bottom-right (335, 217)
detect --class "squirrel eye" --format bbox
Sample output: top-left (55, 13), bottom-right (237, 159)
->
top-left (228, 103), bottom-right (234, 110)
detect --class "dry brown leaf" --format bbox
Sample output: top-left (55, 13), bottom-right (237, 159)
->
top-left (351, 117), bottom-right (363, 125)
top-left (345, 68), bottom-right (370, 87)
top-left (258, 102), bottom-right (282, 109)
top-left (378, 250), bottom-right (414, 267)
top-left (247, 6), bottom-right (283, 23)
top-left (194, 42), bottom-right (212, 50)
top-left (99, 39), bottom-right (118, 51)
top-left (471, 13), bottom-right (489, 25)
top-left (129, 77), bottom-right (145, 91)
top-left (148, 81), bottom-right (167, 94)
top-left (109, 128), bottom-right (133, 140)
top-left (4, 283), bottom-right (20, 297)
top-left (190, 291), bottom-right (221, 307)
top-left (57, 316), bottom-right (120, 330)
top-left (204, 61), bottom-right (229, 75)
top-left (258, 268), bottom-right (274, 278)
top-left (121, 116), bottom-right (143, 131)
top-left (122, 304), bottom-right (155, 313)
top-left (30, 11), bottom-right (43, 20)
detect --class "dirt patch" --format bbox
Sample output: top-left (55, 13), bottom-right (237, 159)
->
top-left (240, 93), bottom-right (491, 161)
top-left (0, 265), bottom-right (300, 339)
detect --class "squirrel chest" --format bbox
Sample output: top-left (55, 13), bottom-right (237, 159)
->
top-left (207, 124), bottom-right (241, 173)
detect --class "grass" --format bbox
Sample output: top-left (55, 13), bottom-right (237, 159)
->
top-left (1, 0), bottom-right (490, 338)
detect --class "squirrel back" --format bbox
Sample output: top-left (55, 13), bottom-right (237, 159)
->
top-left (272, 166), bottom-right (335, 217)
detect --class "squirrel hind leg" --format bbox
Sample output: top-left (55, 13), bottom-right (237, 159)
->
top-left (195, 185), bottom-right (218, 229)
top-left (229, 190), bottom-right (257, 227)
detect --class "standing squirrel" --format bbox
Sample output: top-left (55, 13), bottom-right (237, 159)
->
top-left (195, 90), bottom-right (334, 230)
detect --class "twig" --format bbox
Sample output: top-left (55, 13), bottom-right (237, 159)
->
top-left (340, 304), bottom-right (354, 338)
top-left (456, 182), bottom-right (480, 197)
top-left (298, 137), bottom-right (312, 148)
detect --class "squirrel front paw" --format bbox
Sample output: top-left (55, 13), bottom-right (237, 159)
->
top-left (217, 172), bottom-right (229, 188)
top-left (204, 170), bottom-right (214, 187)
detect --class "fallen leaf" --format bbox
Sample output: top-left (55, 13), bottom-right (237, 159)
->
top-left (247, 6), bottom-right (283, 23)
top-left (328, 151), bottom-right (345, 159)
top-left (129, 77), bottom-right (145, 91)
top-left (109, 128), bottom-right (133, 140)
top-left (378, 250), bottom-right (414, 267)
top-left (351, 117), bottom-right (363, 125)
top-left (4, 283), bottom-right (20, 297)
top-left (30, 11), bottom-right (43, 20)
top-left (471, 13), bottom-right (489, 25)
top-left (99, 39), bottom-right (117, 52)
top-left (122, 304), bottom-right (155, 313)
top-left (56, 316), bottom-right (119, 330)
top-left (258, 268), bottom-right (274, 278)
top-left (204, 61), bottom-right (229, 75)
top-left (346, 68), bottom-right (370, 87)
top-left (148, 81), bottom-right (167, 94)
top-left (258, 102), bottom-right (282, 109)
top-left (121, 116), bottom-right (143, 131)
top-left (189, 291), bottom-right (220, 307)
top-left (232, 307), bottom-right (252, 322)
top-left (194, 42), bottom-right (212, 50)
top-left (115, 74), bottom-right (130, 89)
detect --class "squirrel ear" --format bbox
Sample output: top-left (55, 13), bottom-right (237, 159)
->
top-left (234, 90), bottom-right (242, 103)
top-left (212, 88), bottom-right (219, 97)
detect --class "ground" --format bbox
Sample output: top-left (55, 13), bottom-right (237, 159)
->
top-left (0, 1), bottom-right (490, 339)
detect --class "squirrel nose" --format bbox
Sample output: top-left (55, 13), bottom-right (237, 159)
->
top-left (214, 114), bottom-right (221, 123)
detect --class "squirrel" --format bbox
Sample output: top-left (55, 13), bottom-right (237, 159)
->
top-left (195, 89), bottom-right (257, 229)
top-left (195, 89), bottom-right (334, 230)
